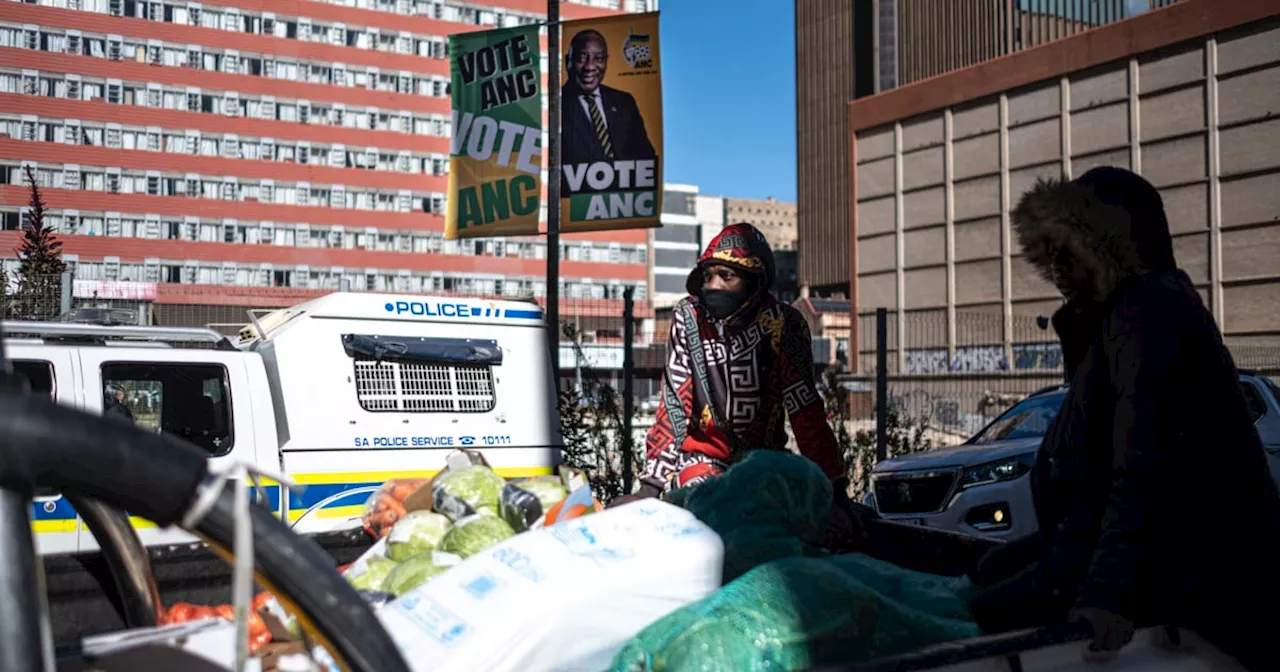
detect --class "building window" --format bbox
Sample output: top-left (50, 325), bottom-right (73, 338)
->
top-left (663, 191), bottom-right (696, 217)
top-left (653, 248), bottom-right (697, 269)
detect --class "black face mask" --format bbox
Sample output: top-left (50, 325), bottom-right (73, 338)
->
top-left (700, 289), bottom-right (747, 320)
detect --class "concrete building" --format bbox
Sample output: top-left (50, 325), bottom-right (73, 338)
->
top-left (694, 193), bottom-right (725, 253)
top-left (846, 0), bottom-right (1280, 372)
top-left (796, 0), bottom-right (1178, 294)
top-left (650, 183), bottom-right (699, 304)
top-left (0, 0), bottom-right (656, 327)
top-left (724, 195), bottom-right (797, 251)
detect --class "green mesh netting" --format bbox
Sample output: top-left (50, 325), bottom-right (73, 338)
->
top-left (613, 451), bottom-right (980, 671)
top-left (666, 449), bottom-right (833, 583)
top-left (609, 553), bottom-right (981, 672)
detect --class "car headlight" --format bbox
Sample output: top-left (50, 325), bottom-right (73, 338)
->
top-left (958, 453), bottom-right (1036, 489)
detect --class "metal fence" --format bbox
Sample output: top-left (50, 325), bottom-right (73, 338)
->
top-left (844, 308), bottom-right (1068, 448)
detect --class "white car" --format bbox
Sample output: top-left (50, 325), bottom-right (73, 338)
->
top-left (867, 372), bottom-right (1280, 539)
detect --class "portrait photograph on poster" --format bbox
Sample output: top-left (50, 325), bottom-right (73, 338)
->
top-left (559, 12), bottom-right (664, 234)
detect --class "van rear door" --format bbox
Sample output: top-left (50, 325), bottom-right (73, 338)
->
top-left (268, 303), bottom-right (559, 534)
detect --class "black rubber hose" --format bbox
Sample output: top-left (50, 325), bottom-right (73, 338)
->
top-left (0, 386), bottom-right (207, 526)
top-left (192, 485), bottom-right (410, 672)
top-left (66, 494), bottom-right (163, 629)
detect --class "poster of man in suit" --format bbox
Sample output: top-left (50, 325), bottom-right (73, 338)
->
top-left (560, 13), bottom-right (663, 233)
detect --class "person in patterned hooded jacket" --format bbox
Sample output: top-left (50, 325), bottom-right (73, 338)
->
top-left (617, 223), bottom-right (849, 506)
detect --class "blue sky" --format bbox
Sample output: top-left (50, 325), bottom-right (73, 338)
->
top-left (660, 0), bottom-right (797, 203)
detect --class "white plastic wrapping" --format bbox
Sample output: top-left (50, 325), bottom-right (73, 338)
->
top-left (376, 499), bottom-right (724, 672)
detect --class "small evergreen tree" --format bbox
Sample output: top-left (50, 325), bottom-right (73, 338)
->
top-left (0, 264), bottom-right (10, 318)
top-left (556, 322), bottom-right (636, 502)
top-left (12, 166), bottom-right (67, 319)
top-left (819, 366), bottom-right (934, 502)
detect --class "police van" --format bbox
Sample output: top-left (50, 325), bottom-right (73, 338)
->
top-left (3, 292), bottom-right (561, 556)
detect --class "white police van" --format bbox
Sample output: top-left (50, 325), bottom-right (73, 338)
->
top-left (3, 292), bottom-right (561, 556)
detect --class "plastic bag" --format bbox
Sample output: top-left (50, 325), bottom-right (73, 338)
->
top-left (500, 477), bottom-right (569, 532)
top-left (541, 482), bottom-right (602, 528)
top-left (432, 465), bottom-right (507, 521)
top-left (385, 510), bottom-right (453, 562)
top-left (361, 478), bottom-right (428, 540)
top-left (609, 553), bottom-right (981, 672)
top-left (377, 499), bottom-right (724, 672)
top-left (381, 550), bottom-right (463, 596)
top-left (164, 592), bottom-right (275, 653)
top-left (345, 554), bottom-right (398, 592)
top-left (438, 513), bottom-right (516, 558)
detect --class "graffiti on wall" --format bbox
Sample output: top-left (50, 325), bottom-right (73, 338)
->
top-left (904, 347), bottom-right (1010, 374)
top-left (1012, 343), bottom-right (1063, 370)
top-left (902, 344), bottom-right (1062, 374)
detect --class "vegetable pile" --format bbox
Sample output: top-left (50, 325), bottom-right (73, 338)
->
top-left (349, 463), bottom-right (581, 596)
top-left (161, 455), bottom-right (599, 667)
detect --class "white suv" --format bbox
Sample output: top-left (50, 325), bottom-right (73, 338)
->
top-left (866, 371), bottom-right (1280, 539)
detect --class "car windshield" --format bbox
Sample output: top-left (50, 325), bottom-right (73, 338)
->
top-left (969, 390), bottom-right (1067, 445)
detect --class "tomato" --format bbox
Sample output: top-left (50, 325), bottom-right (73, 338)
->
top-left (166, 603), bottom-right (196, 623)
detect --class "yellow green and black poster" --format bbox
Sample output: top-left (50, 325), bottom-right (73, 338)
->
top-left (445, 24), bottom-right (543, 240)
top-left (559, 12), bottom-right (663, 233)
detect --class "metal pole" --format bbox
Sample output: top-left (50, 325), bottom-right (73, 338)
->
top-left (875, 307), bottom-right (889, 463)
top-left (59, 270), bottom-right (72, 315)
top-left (622, 286), bottom-right (635, 494)
top-left (545, 0), bottom-right (562, 366)
top-left (0, 487), bottom-right (54, 672)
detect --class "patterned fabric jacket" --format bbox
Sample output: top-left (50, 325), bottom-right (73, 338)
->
top-left (640, 224), bottom-right (844, 492)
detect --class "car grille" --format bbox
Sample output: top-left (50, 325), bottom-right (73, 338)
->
top-left (873, 471), bottom-right (957, 514)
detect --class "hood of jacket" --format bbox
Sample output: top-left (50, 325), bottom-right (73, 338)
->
top-left (1012, 166), bottom-right (1177, 303)
top-left (686, 222), bottom-right (776, 296)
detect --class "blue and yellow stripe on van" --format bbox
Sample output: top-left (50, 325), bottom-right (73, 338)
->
top-left (32, 496), bottom-right (80, 534)
top-left (30, 467), bottom-right (554, 534)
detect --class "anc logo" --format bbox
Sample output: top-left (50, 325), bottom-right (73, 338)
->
top-left (622, 30), bottom-right (653, 69)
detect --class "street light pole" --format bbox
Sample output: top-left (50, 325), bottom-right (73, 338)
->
top-left (545, 0), bottom-right (561, 367)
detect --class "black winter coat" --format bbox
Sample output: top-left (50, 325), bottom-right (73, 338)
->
top-left (972, 167), bottom-right (1280, 670)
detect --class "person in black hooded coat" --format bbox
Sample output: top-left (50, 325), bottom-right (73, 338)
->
top-left (967, 166), bottom-right (1280, 669)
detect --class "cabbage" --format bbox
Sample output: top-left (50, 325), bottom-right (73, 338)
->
top-left (516, 476), bottom-right (569, 511)
top-left (385, 511), bottom-right (453, 562)
top-left (432, 465), bottom-right (508, 521)
top-left (438, 514), bottom-right (516, 558)
top-left (382, 551), bottom-right (463, 596)
top-left (345, 554), bottom-right (399, 592)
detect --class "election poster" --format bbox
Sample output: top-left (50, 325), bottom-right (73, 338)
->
top-left (559, 12), bottom-right (663, 233)
top-left (445, 24), bottom-right (543, 240)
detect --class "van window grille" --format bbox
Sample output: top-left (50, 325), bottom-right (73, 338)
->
top-left (353, 358), bottom-right (495, 413)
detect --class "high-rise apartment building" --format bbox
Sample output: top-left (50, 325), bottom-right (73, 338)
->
top-left (694, 193), bottom-right (723, 252)
top-left (0, 0), bottom-right (656, 325)
top-left (650, 182), bottom-right (698, 303)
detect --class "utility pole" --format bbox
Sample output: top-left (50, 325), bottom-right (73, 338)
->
top-left (545, 0), bottom-right (561, 366)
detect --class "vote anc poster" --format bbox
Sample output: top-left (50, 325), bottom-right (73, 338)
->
top-left (559, 12), bottom-right (663, 233)
top-left (445, 24), bottom-right (544, 240)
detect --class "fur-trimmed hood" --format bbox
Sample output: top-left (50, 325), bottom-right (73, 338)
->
top-left (1012, 166), bottom-right (1177, 301)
